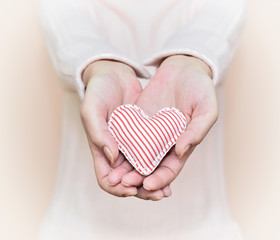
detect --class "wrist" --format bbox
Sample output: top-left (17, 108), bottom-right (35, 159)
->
top-left (82, 60), bottom-right (136, 87)
top-left (160, 55), bottom-right (213, 79)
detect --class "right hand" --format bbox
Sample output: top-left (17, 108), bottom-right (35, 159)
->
top-left (80, 60), bottom-right (142, 197)
top-left (118, 55), bottom-right (218, 200)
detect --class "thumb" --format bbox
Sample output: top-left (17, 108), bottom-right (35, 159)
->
top-left (175, 111), bottom-right (218, 158)
top-left (80, 102), bottom-right (119, 164)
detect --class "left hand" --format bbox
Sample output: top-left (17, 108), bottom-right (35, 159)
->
top-left (108, 55), bottom-right (218, 200)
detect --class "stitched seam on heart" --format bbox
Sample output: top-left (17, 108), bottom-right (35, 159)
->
top-left (108, 104), bottom-right (187, 175)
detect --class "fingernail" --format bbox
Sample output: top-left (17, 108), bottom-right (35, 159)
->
top-left (165, 191), bottom-right (172, 198)
top-left (127, 189), bottom-right (138, 196)
top-left (152, 196), bottom-right (163, 201)
top-left (103, 146), bottom-right (114, 163)
top-left (179, 145), bottom-right (190, 158)
top-left (106, 178), bottom-right (115, 186)
top-left (143, 185), bottom-right (151, 191)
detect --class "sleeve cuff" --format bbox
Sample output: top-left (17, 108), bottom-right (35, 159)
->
top-left (143, 28), bottom-right (230, 86)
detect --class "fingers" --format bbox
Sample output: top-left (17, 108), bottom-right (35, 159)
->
top-left (91, 146), bottom-right (137, 197)
top-left (136, 185), bottom-right (172, 200)
top-left (175, 108), bottom-right (218, 158)
top-left (143, 147), bottom-right (194, 191)
top-left (101, 182), bottom-right (138, 197)
top-left (107, 158), bottom-right (134, 185)
top-left (105, 157), bottom-right (173, 200)
top-left (121, 169), bottom-right (145, 187)
top-left (110, 153), bottom-right (126, 169)
top-left (93, 145), bottom-right (172, 199)
top-left (136, 187), bottom-right (164, 201)
top-left (161, 185), bottom-right (172, 197)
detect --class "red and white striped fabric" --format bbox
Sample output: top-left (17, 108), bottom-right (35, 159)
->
top-left (108, 104), bottom-right (187, 176)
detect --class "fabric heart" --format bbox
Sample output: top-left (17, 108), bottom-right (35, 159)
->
top-left (108, 104), bottom-right (187, 176)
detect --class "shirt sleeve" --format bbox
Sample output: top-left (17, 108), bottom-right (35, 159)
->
top-left (143, 0), bottom-right (246, 86)
top-left (38, 0), bottom-right (150, 99)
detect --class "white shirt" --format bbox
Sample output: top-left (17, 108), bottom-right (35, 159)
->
top-left (37, 0), bottom-right (246, 239)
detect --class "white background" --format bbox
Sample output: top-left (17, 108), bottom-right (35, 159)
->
top-left (0, 0), bottom-right (279, 239)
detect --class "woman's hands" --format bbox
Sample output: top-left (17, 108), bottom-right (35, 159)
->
top-left (80, 60), bottom-right (143, 197)
top-left (108, 55), bottom-right (218, 200)
top-left (81, 55), bottom-right (218, 200)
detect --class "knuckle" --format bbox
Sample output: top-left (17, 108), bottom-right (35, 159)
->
top-left (188, 128), bottom-right (203, 146)
top-left (96, 177), bottom-right (129, 198)
top-left (91, 132), bottom-right (104, 147)
top-left (160, 166), bottom-right (176, 182)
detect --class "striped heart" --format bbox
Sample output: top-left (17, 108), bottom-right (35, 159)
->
top-left (108, 104), bottom-right (187, 176)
